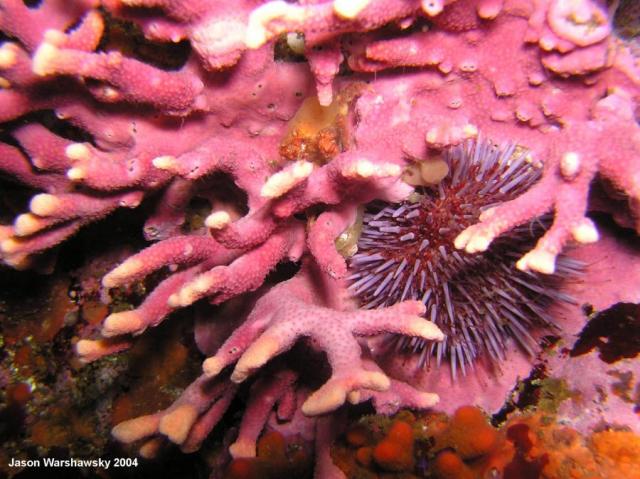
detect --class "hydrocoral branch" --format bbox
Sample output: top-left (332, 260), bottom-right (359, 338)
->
top-left (0, 187), bottom-right (143, 268)
top-left (202, 259), bottom-right (443, 416)
top-left (358, 358), bottom-right (440, 414)
top-left (306, 38), bottom-right (343, 106)
top-left (73, 236), bottom-right (242, 362)
top-left (0, 0), bottom-right (99, 51)
top-left (102, 0), bottom-right (257, 70)
top-left (269, 155), bottom-right (414, 219)
top-left (229, 368), bottom-right (298, 458)
top-left (455, 89), bottom-right (640, 274)
top-left (111, 374), bottom-right (238, 455)
top-left (32, 41), bottom-right (205, 114)
top-left (245, 0), bottom-right (454, 50)
top-left (74, 222), bottom-right (304, 359)
top-left (307, 204), bottom-right (360, 279)
top-left (167, 221), bottom-right (306, 307)
top-left (151, 132), bottom-right (283, 249)
top-left (0, 5), bottom-right (313, 268)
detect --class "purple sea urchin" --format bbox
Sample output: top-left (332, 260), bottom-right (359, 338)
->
top-left (347, 138), bottom-right (581, 378)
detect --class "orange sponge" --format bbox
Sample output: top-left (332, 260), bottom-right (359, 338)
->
top-left (433, 450), bottom-right (475, 479)
top-left (372, 420), bottom-right (415, 471)
top-left (441, 406), bottom-right (499, 459)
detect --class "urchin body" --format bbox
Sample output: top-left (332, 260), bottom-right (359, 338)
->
top-left (348, 138), bottom-right (580, 378)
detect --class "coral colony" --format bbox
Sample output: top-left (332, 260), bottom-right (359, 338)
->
top-left (0, 0), bottom-right (639, 477)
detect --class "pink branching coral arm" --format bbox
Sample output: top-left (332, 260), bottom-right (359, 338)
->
top-left (357, 358), bottom-right (440, 413)
top-left (315, 411), bottom-right (348, 479)
top-left (0, 143), bottom-right (68, 191)
top-left (306, 39), bottom-right (343, 106)
top-left (208, 205), bottom-right (281, 251)
top-left (152, 133), bottom-right (283, 249)
top-left (229, 367), bottom-right (298, 458)
top-left (307, 204), bottom-right (360, 279)
top-left (0, 0), bottom-right (317, 268)
top-left (455, 89), bottom-right (640, 274)
top-left (0, 42), bottom-right (41, 88)
top-left (109, 367), bottom-right (310, 469)
top-left (268, 154), bottom-right (413, 218)
top-left (167, 222), bottom-right (306, 307)
top-left (1, 187), bottom-right (143, 268)
top-left (102, 0), bottom-right (258, 70)
top-left (111, 374), bottom-right (238, 456)
top-left (76, 223), bottom-right (304, 360)
top-left (202, 260), bottom-right (444, 416)
top-left (142, 178), bottom-right (196, 241)
top-left (32, 42), bottom-right (205, 113)
top-left (78, 235), bottom-right (242, 342)
top-left (11, 124), bottom-right (75, 173)
top-left (59, 142), bottom-right (165, 191)
top-left (245, 0), bottom-right (456, 50)
top-left (0, 0), bottom-right (99, 51)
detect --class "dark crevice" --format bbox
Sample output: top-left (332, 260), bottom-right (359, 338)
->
top-left (98, 10), bottom-right (191, 71)
top-left (22, 0), bottom-right (42, 8)
top-left (570, 302), bottom-right (640, 363)
top-left (491, 364), bottom-right (547, 427)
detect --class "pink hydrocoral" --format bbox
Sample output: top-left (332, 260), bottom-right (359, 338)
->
top-left (198, 259), bottom-right (442, 415)
top-left (103, 259), bottom-right (442, 470)
top-left (1, 0), bottom-right (640, 477)
top-left (102, 0), bottom-right (262, 70)
top-left (0, 2), bottom-right (313, 267)
top-left (455, 89), bottom-right (640, 274)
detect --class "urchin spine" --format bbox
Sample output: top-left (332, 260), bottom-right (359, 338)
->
top-left (348, 137), bottom-right (581, 378)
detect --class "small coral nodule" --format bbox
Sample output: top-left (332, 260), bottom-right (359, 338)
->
top-left (348, 138), bottom-right (582, 378)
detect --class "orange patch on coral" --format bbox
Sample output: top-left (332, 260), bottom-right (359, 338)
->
top-left (279, 85), bottom-right (363, 165)
top-left (257, 430), bottom-right (287, 461)
top-left (13, 344), bottom-right (33, 369)
top-left (31, 419), bottom-right (69, 448)
top-left (334, 406), bottom-right (640, 479)
top-left (387, 419), bottom-right (414, 445)
top-left (427, 406), bottom-right (513, 479)
top-left (2, 275), bottom-right (77, 347)
top-left (373, 439), bottom-right (408, 470)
